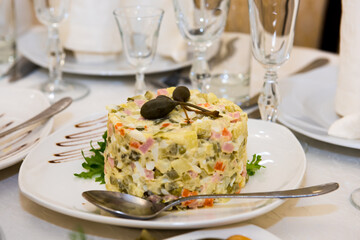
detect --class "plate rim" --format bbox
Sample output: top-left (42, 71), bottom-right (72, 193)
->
top-left (18, 114), bottom-right (306, 229)
top-left (278, 65), bottom-right (360, 150)
top-left (19, 26), bottom-right (196, 76)
top-left (0, 87), bottom-right (53, 170)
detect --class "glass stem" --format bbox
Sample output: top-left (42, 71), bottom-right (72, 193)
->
top-left (47, 25), bottom-right (65, 91)
top-left (258, 68), bottom-right (280, 122)
top-left (134, 70), bottom-right (147, 95)
top-left (190, 44), bottom-right (210, 92)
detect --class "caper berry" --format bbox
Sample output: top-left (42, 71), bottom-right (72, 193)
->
top-left (140, 95), bottom-right (178, 119)
top-left (173, 86), bottom-right (190, 102)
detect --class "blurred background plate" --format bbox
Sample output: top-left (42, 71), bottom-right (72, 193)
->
top-left (0, 87), bottom-right (53, 170)
top-left (18, 26), bottom-right (218, 76)
top-left (278, 65), bottom-right (360, 149)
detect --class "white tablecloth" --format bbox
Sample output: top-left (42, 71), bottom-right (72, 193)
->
top-left (0, 42), bottom-right (360, 239)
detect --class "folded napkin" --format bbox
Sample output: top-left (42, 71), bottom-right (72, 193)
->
top-left (60, 0), bottom-right (122, 63)
top-left (60, 0), bottom-right (187, 63)
top-left (335, 0), bottom-right (360, 116)
top-left (328, 0), bottom-right (360, 139)
top-left (328, 113), bottom-right (360, 139)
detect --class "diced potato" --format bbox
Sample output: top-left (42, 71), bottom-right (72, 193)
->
top-left (155, 159), bottom-right (171, 173)
top-left (171, 159), bottom-right (192, 175)
top-left (207, 92), bottom-right (218, 104)
top-left (160, 130), bottom-right (198, 149)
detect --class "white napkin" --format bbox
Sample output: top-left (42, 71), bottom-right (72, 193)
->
top-left (60, 0), bottom-right (187, 63)
top-left (328, 112), bottom-right (360, 139)
top-left (335, 0), bottom-right (360, 116)
top-left (328, 0), bottom-right (360, 139)
top-left (60, 0), bottom-right (122, 63)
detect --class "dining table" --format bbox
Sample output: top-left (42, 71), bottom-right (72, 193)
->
top-left (0, 32), bottom-right (360, 240)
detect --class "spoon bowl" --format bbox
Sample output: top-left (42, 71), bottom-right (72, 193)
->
top-left (83, 182), bottom-right (339, 220)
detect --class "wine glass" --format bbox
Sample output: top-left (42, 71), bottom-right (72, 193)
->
top-left (113, 6), bottom-right (164, 95)
top-left (173, 0), bottom-right (230, 92)
top-left (34, 0), bottom-right (89, 102)
top-left (248, 0), bottom-right (299, 121)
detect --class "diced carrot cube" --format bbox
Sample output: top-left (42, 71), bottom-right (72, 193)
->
top-left (130, 141), bottom-right (140, 149)
top-left (119, 128), bottom-right (125, 136)
top-left (115, 122), bottom-right (123, 130)
top-left (181, 189), bottom-right (199, 206)
top-left (204, 198), bottom-right (214, 207)
top-left (214, 161), bottom-right (225, 171)
top-left (222, 127), bottom-right (231, 136)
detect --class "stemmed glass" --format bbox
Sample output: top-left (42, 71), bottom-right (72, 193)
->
top-left (173, 0), bottom-right (230, 92)
top-left (248, 0), bottom-right (299, 121)
top-left (34, 0), bottom-right (89, 102)
top-left (113, 6), bottom-right (164, 95)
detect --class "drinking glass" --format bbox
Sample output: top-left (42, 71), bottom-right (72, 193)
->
top-left (113, 6), bottom-right (164, 95)
top-left (34, 0), bottom-right (89, 102)
top-left (173, 0), bottom-right (230, 92)
top-left (248, 0), bottom-right (299, 121)
top-left (0, 0), bottom-right (16, 74)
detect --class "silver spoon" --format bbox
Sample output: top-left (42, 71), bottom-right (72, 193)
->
top-left (0, 97), bottom-right (72, 138)
top-left (82, 182), bottom-right (339, 220)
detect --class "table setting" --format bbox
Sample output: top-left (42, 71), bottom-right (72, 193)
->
top-left (1, 0), bottom-right (360, 239)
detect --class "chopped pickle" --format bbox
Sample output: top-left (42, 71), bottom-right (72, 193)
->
top-left (169, 187), bottom-right (182, 196)
top-left (178, 146), bottom-right (186, 155)
top-left (166, 169), bottom-right (180, 180)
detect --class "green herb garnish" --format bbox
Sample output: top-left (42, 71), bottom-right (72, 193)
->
top-left (246, 154), bottom-right (265, 176)
top-left (74, 131), bottom-right (107, 184)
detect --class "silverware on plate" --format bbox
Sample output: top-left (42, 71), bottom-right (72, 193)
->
top-left (2, 57), bottom-right (39, 82)
top-left (82, 182), bottom-right (339, 220)
top-left (0, 97), bottom-right (72, 139)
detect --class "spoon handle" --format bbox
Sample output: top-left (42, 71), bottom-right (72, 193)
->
top-left (0, 97), bottom-right (72, 138)
top-left (167, 182), bottom-right (339, 209)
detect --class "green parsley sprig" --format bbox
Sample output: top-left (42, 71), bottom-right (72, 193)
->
top-left (74, 131), bottom-right (107, 184)
top-left (246, 154), bottom-right (265, 176)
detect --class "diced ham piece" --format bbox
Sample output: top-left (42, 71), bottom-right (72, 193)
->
top-left (229, 111), bottom-right (240, 119)
top-left (229, 111), bottom-right (241, 123)
top-left (144, 169), bottom-right (154, 180)
top-left (148, 194), bottom-right (162, 204)
top-left (134, 99), bottom-right (146, 107)
top-left (211, 131), bottom-right (221, 140)
top-left (107, 123), bottom-right (114, 137)
top-left (211, 172), bottom-right (221, 183)
top-left (139, 137), bottom-right (155, 154)
top-left (188, 199), bottom-right (204, 209)
top-left (188, 170), bottom-right (198, 178)
top-left (222, 142), bottom-right (234, 153)
top-left (124, 109), bottom-right (132, 115)
top-left (218, 104), bottom-right (225, 110)
top-left (157, 88), bottom-right (168, 96)
top-left (107, 156), bottom-right (115, 168)
top-left (130, 162), bottom-right (136, 170)
top-left (241, 164), bottom-right (247, 177)
top-left (163, 195), bottom-right (178, 202)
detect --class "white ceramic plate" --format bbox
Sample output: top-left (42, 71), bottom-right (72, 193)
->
top-left (165, 224), bottom-right (280, 240)
top-left (278, 65), bottom-right (360, 149)
top-left (19, 113), bottom-right (306, 229)
top-left (0, 88), bottom-right (53, 170)
top-left (18, 26), bottom-right (215, 76)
